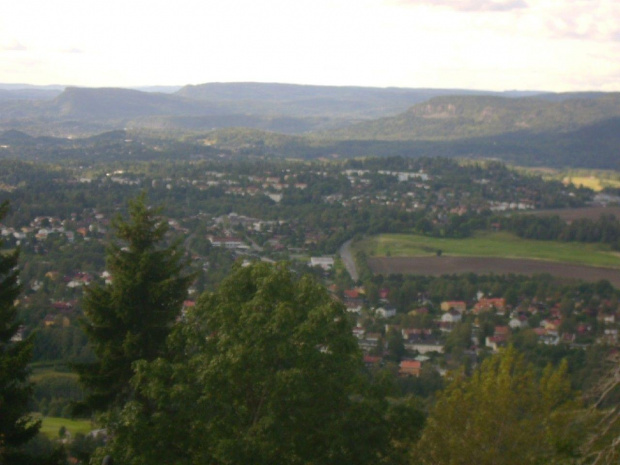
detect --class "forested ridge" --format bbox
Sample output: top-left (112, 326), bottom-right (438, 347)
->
top-left (3, 85), bottom-right (620, 168)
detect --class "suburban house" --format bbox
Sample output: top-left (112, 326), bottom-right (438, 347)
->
top-left (310, 256), bottom-right (335, 270)
top-left (440, 301), bottom-right (467, 313)
top-left (363, 355), bottom-right (382, 369)
top-left (399, 359), bottom-right (422, 377)
top-left (485, 326), bottom-right (511, 351)
top-left (441, 310), bottom-right (462, 324)
top-left (375, 306), bottom-right (397, 318)
top-left (473, 297), bottom-right (507, 314)
top-left (208, 236), bottom-right (247, 249)
top-left (406, 340), bottom-right (444, 354)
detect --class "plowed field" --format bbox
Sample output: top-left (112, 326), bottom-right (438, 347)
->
top-left (368, 256), bottom-right (620, 287)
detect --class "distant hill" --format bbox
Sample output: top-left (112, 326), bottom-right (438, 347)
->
top-left (0, 82), bottom-right (619, 169)
top-left (0, 83), bottom-right (537, 136)
top-left (324, 94), bottom-right (620, 141)
top-left (175, 82), bottom-right (533, 119)
top-left (0, 88), bottom-right (62, 101)
top-left (47, 87), bottom-right (222, 120)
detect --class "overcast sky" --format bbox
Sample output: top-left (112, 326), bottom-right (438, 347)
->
top-left (0, 0), bottom-right (618, 92)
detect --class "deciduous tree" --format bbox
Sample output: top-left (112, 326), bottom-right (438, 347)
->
top-left (100, 262), bottom-right (409, 465)
top-left (414, 346), bottom-right (583, 465)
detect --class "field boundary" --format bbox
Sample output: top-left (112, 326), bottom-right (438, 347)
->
top-left (368, 256), bottom-right (620, 287)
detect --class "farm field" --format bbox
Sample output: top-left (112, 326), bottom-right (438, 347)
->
top-left (356, 232), bottom-right (620, 269)
top-left (527, 206), bottom-right (620, 221)
top-left (562, 176), bottom-right (620, 191)
top-left (368, 256), bottom-right (620, 287)
top-left (520, 167), bottom-right (620, 192)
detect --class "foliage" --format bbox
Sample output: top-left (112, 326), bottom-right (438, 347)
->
top-left (74, 194), bottom-right (193, 413)
top-left (100, 262), bottom-right (410, 465)
top-left (32, 372), bottom-right (84, 418)
top-left (503, 213), bottom-right (620, 249)
top-left (0, 200), bottom-right (40, 461)
top-left (413, 347), bottom-right (584, 465)
top-left (580, 353), bottom-right (620, 465)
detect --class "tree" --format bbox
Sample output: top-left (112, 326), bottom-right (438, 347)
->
top-left (386, 327), bottom-right (406, 362)
top-left (413, 347), bottom-right (583, 465)
top-left (580, 352), bottom-right (620, 465)
top-left (99, 262), bottom-right (406, 465)
top-left (0, 201), bottom-right (41, 462)
top-left (75, 194), bottom-right (193, 413)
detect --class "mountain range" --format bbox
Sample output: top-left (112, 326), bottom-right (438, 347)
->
top-left (0, 82), bottom-right (618, 168)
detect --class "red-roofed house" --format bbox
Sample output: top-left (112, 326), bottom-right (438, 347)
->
top-left (440, 301), bottom-right (467, 313)
top-left (399, 360), bottom-right (422, 377)
top-left (344, 289), bottom-right (360, 299)
top-left (473, 298), bottom-right (506, 314)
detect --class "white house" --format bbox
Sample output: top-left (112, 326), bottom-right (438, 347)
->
top-left (441, 310), bottom-right (462, 324)
top-left (375, 307), bottom-right (397, 318)
top-left (310, 256), bottom-right (334, 270)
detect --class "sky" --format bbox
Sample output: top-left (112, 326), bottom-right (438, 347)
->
top-left (0, 0), bottom-right (619, 92)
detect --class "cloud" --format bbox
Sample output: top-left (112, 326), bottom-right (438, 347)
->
top-left (395, 0), bottom-right (528, 12)
top-left (61, 47), bottom-right (85, 54)
top-left (1, 40), bottom-right (28, 52)
top-left (541, 1), bottom-right (620, 42)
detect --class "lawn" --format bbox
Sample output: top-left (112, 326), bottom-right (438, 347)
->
top-left (30, 366), bottom-right (79, 383)
top-left (356, 231), bottom-right (620, 269)
top-left (39, 416), bottom-right (94, 439)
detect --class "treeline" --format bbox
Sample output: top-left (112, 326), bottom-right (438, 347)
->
top-left (364, 271), bottom-right (618, 312)
top-left (502, 213), bottom-right (620, 248)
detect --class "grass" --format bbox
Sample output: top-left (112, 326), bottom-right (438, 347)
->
top-left (517, 166), bottom-right (620, 192)
top-left (30, 367), bottom-right (79, 383)
top-left (38, 416), bottom-right (94, 439)
top-left (563, 175), bottom-right (620, 192)
top-left (356, 231), bottom-right (620, 269)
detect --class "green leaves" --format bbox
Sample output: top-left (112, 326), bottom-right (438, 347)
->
top-left (0, 201), bottom-right (40, 460)
top-left (105, 262), bottom-right (401, 465)
top-left (414, 347), bottom-right (582, 465)
top-left (75, 194), bottom-right (192, 413)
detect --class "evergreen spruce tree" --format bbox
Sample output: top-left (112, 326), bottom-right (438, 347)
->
top-left (75, 194), bottom-right (193, 413)
top-left (0, 201), bottom-right (40, 461)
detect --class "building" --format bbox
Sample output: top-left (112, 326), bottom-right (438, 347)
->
top-left (440, 301), bottom-right (467, 313)
top-left (310, 256), bottom-right (334, 270)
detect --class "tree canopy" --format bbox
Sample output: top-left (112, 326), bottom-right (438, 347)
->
top-left (0, 201), bottom-right (40, 462)
top-left (75, 194), bottom-right (193, 413)
top-left (99, 262), bottom-right (407, 465)
top-left (413, 346), bottom-right (583, 465)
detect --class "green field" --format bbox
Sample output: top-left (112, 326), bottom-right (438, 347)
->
top-left (39, 416), bottom-right (94, 439)
top-left (30, 367), bottom-right (79, 383)
top-left (519, 167), bottom-right (620, 192)
top-left (356, 231), bottom-right (620, 269)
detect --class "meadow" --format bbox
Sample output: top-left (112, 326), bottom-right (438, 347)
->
top-left (356, 231), bottom-right (620, 269)
top-left (39, 416), bottom-right (94, 439)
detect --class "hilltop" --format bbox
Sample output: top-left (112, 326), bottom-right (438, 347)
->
top-left (0, 82), bottom-right (619, 168)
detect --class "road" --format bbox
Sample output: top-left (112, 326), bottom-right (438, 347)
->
top-left (339, 239), bottom-right (358, 282)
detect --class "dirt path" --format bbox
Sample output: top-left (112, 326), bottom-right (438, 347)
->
top-left (339, 239), bottom-right (358, 282)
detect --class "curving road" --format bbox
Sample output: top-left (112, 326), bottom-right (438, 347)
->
top-left (339, 239), bottom-right (359, 282)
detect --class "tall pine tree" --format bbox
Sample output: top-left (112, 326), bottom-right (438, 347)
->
top-left (75, 194), bottom-right (193, 413)
top-left (0, 201), bottom-right (40, 461)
